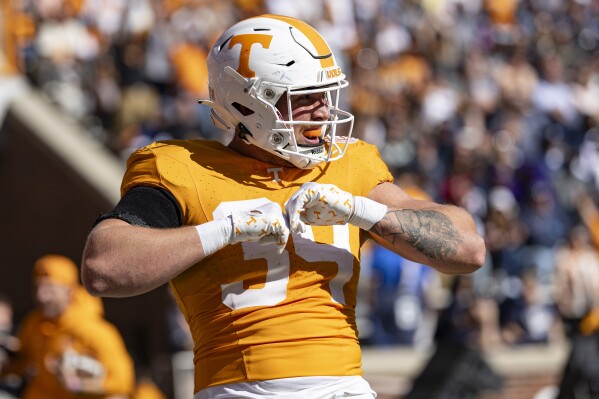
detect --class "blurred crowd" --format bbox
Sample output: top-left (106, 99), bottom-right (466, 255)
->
top-left (2, 0), bottom-right (599, 396)
top-left (4, 0), bottom-right (599, 345)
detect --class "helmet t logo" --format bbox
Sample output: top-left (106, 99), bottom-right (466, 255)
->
top-left (229, 34), bottom-right (273, 78)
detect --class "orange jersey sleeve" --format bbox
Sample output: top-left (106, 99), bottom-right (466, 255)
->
top-left (122, 138), bottom-right (393, 391)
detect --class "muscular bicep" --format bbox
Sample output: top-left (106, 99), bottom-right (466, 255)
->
top-left (93, 218), bottom-right (130, 233)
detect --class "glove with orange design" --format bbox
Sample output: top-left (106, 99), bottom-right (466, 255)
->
top-left (285, 182), bottom-right (388, 233)
top-left (196, 202), bottom-right (289, 256)
top-left (229, 202), bottom-right (289, 253)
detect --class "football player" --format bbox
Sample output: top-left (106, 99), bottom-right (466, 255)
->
top-left (82, 14), bottom-right (485, 399)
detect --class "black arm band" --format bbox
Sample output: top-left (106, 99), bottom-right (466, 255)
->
top-left (95, 186), bottom-right (183, 228)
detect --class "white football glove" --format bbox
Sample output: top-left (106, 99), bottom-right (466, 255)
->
top-left (229, 202), bottom-right (289, 253)
top-left (196, 202), bottom-right (290, 255)
top-left (285, 182), bottom-right (388, 233)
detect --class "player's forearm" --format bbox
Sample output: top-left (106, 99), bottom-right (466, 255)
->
top-left (82, 222), bottom-right (205, 297)
top-left (370, 203), bottom-right (485, 274)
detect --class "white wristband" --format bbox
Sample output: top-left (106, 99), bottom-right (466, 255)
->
top-left (195, 218), bottom-right (233, 257)
top-left (348, 196), bottom-right (388, 230)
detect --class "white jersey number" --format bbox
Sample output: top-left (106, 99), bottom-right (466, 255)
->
top-left (213, 199), bottom-right (354, 310)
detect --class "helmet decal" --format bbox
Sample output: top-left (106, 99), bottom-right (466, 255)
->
top-left (228, 34), bottom-right (273, 78)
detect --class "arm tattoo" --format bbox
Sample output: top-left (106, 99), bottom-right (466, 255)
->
top-left (371, 209), bottom-right (462, 260)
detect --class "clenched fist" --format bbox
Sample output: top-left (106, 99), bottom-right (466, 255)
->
top-left (229, 202), bottom-right (290, 253)
top-left (286, 182), bottom-right (388, 233)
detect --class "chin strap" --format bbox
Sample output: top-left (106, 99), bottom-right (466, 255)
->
top-left (288, 147), bottom-right (325, 169)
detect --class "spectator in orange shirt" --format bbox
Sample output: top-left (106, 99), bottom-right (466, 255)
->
top-left (5, 255), bottom-right (134, 399)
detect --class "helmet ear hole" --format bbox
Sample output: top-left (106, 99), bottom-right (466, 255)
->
top-left (232, 102), bottom-right (255, 116)
top-left (235, 123), bottom-right (253, 139)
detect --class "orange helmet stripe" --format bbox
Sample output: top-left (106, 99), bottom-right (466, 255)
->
top-left (261, 14), bottom-right (335, 68)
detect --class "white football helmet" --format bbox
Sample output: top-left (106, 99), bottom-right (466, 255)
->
top-left (199, 14), bottom-right (354, 169)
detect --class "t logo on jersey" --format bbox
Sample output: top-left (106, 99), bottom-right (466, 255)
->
top-left (229, 34), bottom-right (273, 78)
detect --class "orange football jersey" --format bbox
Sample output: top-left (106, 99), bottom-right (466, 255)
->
top-left (121, 139), bottom-right (393, 392)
